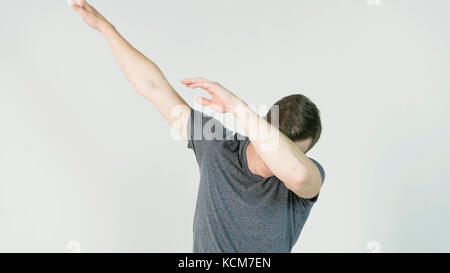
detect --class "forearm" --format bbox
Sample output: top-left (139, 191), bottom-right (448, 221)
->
top-left (233, 103), bottom-right (320, 195)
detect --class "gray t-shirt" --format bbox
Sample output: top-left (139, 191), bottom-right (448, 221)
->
top-left (187, 110), bottom-right (325, 253)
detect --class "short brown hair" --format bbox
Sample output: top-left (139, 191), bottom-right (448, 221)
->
top-left (266, 94), bottom-right (322, 152)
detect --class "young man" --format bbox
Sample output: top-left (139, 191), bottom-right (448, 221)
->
top-left (71, 0), bottom-right (325, 253)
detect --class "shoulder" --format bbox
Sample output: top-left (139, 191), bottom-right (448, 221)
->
top-left (188, 109), bottom-right (234, 142)
top-left (187, 109), bottom-right (242, 158)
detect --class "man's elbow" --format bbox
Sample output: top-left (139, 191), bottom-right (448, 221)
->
top-left (290, 169), bottom-right (320, 199)
top-left (290, 168), bottom-right (311, 189)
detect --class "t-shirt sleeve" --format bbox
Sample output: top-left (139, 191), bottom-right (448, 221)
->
top-left (187, 109), bottom-right (233, 163)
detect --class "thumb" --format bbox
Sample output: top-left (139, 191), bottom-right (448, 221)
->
top-left (68, 0), bottom-right (86, 9)
top-left (72, 4), bottom-right (81, 12)
top-left (69, 0), bottom-right (83, 11)
top-left (79, 0), bottom-right (87, 8)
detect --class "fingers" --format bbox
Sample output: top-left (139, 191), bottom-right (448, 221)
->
top-left (195, 97), bottom-right (224, 113)
top-left (69, 0), bottom-right (84, 13)
top-left (78, 0), bottom-right (87, 7)
top-left (182, 78), bottom-right (220, 94)
top-left (195, 97), bottom-right (212, 107)
top-left (181, 78), bottom-right (208, 85)
top-left (69, 0), bottom-right (88, 11)
top-left (192, 83), bottom-right (216, 95)
top-left (71, 4), bottom-right (81, 12)
top-left (68, 0), bottom-right (83, 7)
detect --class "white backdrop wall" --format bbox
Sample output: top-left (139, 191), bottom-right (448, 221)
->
top-left (0, 0), bottom-right (449, 252)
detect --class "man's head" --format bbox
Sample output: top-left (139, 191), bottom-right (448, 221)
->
top-left (266, 94), bottom-right (322, 153)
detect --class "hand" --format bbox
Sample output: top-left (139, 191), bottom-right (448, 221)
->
top-left (71, 0), bottom-right (110, 32)
top-left (181, 78), bottom-right (244, 114)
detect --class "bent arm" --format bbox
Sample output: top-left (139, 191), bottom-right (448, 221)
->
top-left (72, 0), bottom-right (191, 140)
top-left (233, 104), bottom-right (322, 199)
top-left (181, 78), bottom-right (323, 199)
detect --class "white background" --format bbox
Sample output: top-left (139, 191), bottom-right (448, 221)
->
top-left (0, 0), bottom-right (449, 252)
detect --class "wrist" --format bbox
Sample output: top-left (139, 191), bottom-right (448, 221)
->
top-left (99, 21), bottom-right (114, 34)
top-left (230, 99), bottom-right (251, 118)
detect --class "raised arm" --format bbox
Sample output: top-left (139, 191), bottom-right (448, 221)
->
top-left (71, 0), bottom-right (191, 140)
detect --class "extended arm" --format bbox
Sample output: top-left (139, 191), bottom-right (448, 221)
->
top-left (71, 0), bottom-right (191, 139)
